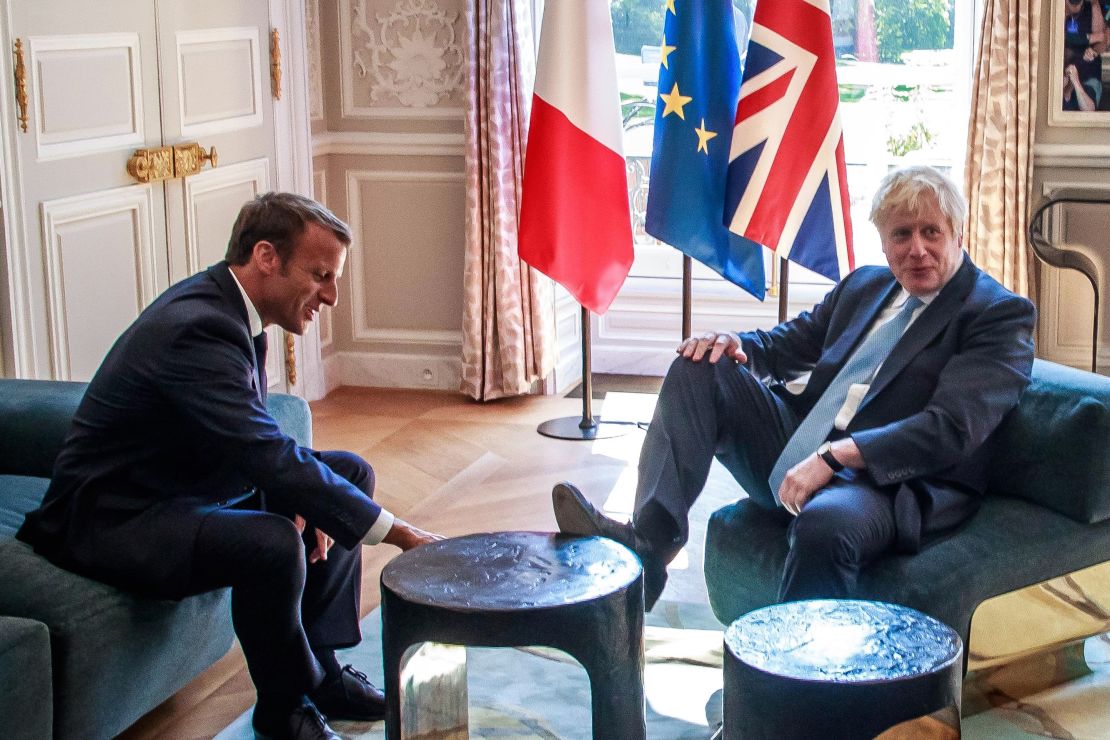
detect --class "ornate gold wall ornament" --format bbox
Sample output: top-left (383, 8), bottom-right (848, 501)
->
top-left (126, 142), bottom-right (216, 183)
top-left (270, 28), bottom-right (282, 100)
top-left (284, 332), bottom-right (297, 386)
top-left (126, 146), bottom-right (175, 183)
top-left (12, 39), bottom-right (28, 133)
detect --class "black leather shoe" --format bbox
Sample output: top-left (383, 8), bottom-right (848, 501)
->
top-left (310, 665), bottom-right (386, 722)
top-left (253, 697), bottom-right (339, 740)
top-left (552, 481), bottom-right (668, 609)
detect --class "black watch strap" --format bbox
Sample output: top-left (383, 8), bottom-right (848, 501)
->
top-left (818, 443), bottom-right (844, 472)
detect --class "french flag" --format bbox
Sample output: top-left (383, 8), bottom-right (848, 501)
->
top-left (518, 0), bottom-right (633, 315)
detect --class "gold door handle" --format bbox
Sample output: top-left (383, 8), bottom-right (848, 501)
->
top-left (126, 142), bottom-right (217, 183)
top-left (173, 142), bottom-right (218, 178)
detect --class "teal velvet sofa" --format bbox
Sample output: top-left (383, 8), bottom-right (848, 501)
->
top-left (704, 359), bottom-right (1110, 665)
top-left (0, 379), bottom-right (312, 739)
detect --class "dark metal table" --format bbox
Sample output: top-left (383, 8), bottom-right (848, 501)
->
top-left (723, 599), bottom-right (963, 740)
top-left (380, 531), bottom-right (646, 739)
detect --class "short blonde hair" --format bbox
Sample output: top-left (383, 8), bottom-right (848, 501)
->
top-left (869, 165), bottom-right (966, 234)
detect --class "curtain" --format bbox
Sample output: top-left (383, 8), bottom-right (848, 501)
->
top-left (964, 0), bottom-right (1042, 298)
top-left (460, 0), bottom-right (555, 401)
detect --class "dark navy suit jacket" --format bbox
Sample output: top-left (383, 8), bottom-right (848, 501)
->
top-left (741, 254), bottom-right (1036, 551)
top-left (18, 262), bottom-right (382, 598)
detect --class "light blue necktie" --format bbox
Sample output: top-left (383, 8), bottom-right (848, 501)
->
top-left (767, 295), bottom-right (924, 501)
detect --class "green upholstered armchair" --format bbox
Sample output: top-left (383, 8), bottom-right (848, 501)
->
top-left (0, 379), bottom-right (311, 739)
top-left (704, 359), bottom-right (1110, 673)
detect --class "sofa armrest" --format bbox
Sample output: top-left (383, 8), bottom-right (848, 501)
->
top-left (0, 615), bottom-right (52, 739)
top-left (267, 393), bottom-right (312, 447)
top-left (0, 380), bottom-right (87, 479)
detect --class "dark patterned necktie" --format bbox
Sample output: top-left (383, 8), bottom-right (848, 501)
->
top-left (253, 331), bottom-right (268, 403)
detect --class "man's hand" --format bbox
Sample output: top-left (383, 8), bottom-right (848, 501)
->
top-left (777, 438), bottom-right (864, 516)
top-left (382, 518), bottom-right (444, 551)
top-left (293, 514), bottom-right (334, 564)
top-left (777, 454), bottom-right (835, 516)
top-left (676, 332), bottom-right (748, 364)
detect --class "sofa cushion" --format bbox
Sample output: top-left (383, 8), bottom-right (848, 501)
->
top-left (705, 495), bottom-right (1110, 646)
top-left (0, 475), bottom-right (49, 539)
top-left (0, 539), bottom-right (233, 739)
top-left (0, 380), bottom-right (86, 479)
top-left (0, 616), bottom-right (52, 739)
top-left (988, 359), bottom-right (1110, 524)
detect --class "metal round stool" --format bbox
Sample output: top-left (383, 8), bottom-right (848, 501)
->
top-left (723, 599), bottom-right (962, 739)
top-left (380, 531), bottom-right (645, 739)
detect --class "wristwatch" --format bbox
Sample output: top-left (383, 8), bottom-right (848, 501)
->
top-left (817, 441), bottom-right (844, 472)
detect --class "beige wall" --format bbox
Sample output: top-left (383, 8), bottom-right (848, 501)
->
top-left (1032, 0), bottom-right (1110, 373)
top-left (309, 0), bottom-right (466, 392)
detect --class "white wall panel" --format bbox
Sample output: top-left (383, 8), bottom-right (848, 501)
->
top-left (29, 33), bottom-right (144, 159)
top-left (176, 27), bottom-right (264, 138)
top-left (40, 185), bottom-right (157, 380)
top-left (182, 158), bottom-right (271, 275)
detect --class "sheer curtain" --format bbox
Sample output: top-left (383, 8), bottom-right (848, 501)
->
top-left (459, 0), bottom-right (555, 401)
top-left (964, 0), bottom-right (1042, 298)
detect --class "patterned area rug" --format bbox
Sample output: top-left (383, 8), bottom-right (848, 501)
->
top-left (216, 602), bottom-right (727, 739)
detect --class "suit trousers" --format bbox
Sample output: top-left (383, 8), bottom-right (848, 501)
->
top-left (634, 357), bottom-right (899, 600)
top-left (184, 450), bottom-right (374, 703)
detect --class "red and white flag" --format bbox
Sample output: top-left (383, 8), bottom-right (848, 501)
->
top-left (518, 0), bottom-right (633, 315)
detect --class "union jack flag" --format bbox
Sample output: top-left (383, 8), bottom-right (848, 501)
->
top-left (724, 0), bottom-right (854, 282)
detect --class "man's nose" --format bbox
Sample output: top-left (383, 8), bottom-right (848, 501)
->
top-left (320, 282), bottom-right (339, 307)
top-left (908, 232), bottom-right (928, 256)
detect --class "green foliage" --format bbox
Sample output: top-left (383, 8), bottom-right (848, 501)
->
top-left (620, 92), bottom-right (655, 129)
top-left (887, 121), bottom-right (935, 157)
top-left (610, 0), bottom-right (665, 56)
top-left (873, 0), bottom-right (951, 63)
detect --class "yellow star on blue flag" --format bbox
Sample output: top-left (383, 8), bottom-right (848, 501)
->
top-left (645, 1), bottom-right (766, 299)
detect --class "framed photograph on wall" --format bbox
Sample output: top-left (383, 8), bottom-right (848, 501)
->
top-left (1050, 0), bottom-right (1110, 125)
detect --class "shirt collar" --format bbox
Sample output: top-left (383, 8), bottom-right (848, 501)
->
top-left (228, 267), bottom-right (264, 337)
top-left (892, 286), bottom-right (938, 308)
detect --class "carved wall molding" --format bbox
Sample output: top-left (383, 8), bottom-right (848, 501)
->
top-left (342, 0), bottom-right (464, 117)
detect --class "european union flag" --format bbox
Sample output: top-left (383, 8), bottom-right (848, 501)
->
top-left (645, 0), bottom-right (767, 300)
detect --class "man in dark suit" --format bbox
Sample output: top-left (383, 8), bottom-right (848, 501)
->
top-left (553, 165), bottom-right (1036, 610)
top-left (18, 193), bottom-right (438, 740)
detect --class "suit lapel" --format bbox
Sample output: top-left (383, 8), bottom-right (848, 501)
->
top-left (817, 278), bottom-right (901, 381)
top-left (859, 254), bottom-right (978, 410)
top-left (208, 262), bottom-right (264, 398)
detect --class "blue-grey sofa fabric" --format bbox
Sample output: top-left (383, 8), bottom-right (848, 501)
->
top-left (0, 615), bottom-right (52, 739)
top-left (0, 378), bottom-right (312, 739)
top-left (704, 359), bottom-right (1110, 655)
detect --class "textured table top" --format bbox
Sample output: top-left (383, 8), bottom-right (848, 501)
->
top-left (381, 531), bottom-right (642, 612)
top-left (725, 599), bottom-right (962, 682)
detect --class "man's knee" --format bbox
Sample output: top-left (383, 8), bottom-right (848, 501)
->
top-left (249, 515), bottom-right (307, 572)
top-left (789, 507), bottom-right (860, 566)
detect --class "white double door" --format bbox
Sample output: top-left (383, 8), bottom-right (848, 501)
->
top-left (5, 0), bottom-right (282, 383)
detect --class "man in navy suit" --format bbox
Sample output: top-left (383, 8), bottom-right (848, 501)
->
top-left (18, 193), bottom-right (437, 740)
top-left (554, 165), bottom-right (1036, 610)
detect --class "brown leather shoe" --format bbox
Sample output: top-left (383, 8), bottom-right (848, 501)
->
top-left (252, 697), bottom-right (339, 740)
top-left (310, 665), bottom-right (386, 722)
top-left (551, 481), bottom-right (668, 609)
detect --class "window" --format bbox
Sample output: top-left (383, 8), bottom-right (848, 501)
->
top-left (611, 0), bottom-right (977, 292)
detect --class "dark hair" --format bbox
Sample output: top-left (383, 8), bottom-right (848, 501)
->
top-left (225, 192), bottom-right (351, 265)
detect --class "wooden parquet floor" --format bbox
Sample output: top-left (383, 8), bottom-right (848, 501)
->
top-left (117, 387), bottom-right (653, 740)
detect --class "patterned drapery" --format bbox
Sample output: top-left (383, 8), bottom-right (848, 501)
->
top-left (964, 0), bottom-right (1042, 298)
top-left (460, 0), bottom-right (554, 400)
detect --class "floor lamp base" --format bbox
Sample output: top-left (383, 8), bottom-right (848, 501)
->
top-left (536, 416), bottom-right (634, 440)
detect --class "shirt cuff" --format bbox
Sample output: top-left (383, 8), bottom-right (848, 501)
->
top-left (361, 509), bottom-right (396, 546)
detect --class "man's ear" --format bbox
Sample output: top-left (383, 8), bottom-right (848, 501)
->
top-left (252, 240), bottom-right (280, 275)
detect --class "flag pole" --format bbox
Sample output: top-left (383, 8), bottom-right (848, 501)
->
top-left (536, 306), bottom-right (632, 440)
top-left (777, 257), bottom-right (789, 324)
top-left (682, 255), bottom-right (693, 339)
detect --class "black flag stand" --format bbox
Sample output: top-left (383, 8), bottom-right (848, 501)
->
top-left (537, 306), bottom-right (634, 440)
top-left (679, 256), bottom-right (789, 338)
